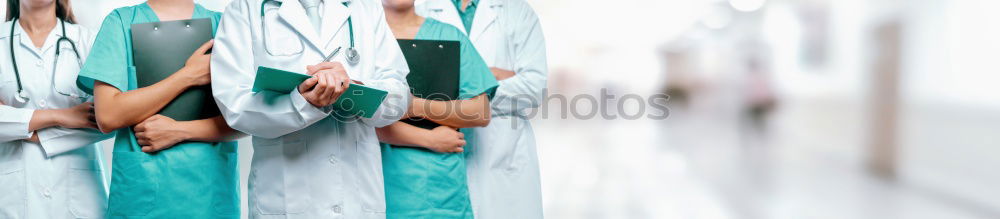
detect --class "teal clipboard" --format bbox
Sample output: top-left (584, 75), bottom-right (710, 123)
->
top-left (252, 66), bottom-right (388, 118)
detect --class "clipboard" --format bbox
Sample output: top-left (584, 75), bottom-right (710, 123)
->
top-left (131, 18), bottom-right (218, 121)
top-left (396, 39), bottom-right (461, 130)
top-left (252, 66), bottom-right (388, 118)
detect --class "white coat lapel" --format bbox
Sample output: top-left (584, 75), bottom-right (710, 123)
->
top-left (469, 0), bottom-right (499, 41)
top-left (319, 0), bottom-right (350, 51)
top-left (418, 0), bottom-right (467, 35)
top-left (278, 0), bottom-right (322, 51)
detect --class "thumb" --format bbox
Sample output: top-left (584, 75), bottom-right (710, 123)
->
top-left (194, 40), bottom-right (214, 55)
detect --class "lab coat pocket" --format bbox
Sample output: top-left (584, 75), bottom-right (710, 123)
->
top-left (108, 151), bottom-right (158, 217)
top-left (504, 125), bottom-right (532, 175)
top-left (355, 130), bottom-right (386, 213)
top-left (263, 10), bottom-right (304, 56)
top-left (250, 140), bottom-right (301, 215)
top-left (0, 160), bottom-right (25, 218)
top-left (68, 161), bottom-right (105, 219)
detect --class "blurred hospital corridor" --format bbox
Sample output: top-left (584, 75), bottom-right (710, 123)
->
top-left (530, 0), bottom-right (1000, 218)
top-left (534, 91), bottom-right (1000, 219)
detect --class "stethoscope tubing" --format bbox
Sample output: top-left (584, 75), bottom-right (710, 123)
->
top-left (260, 0), bottom-right (359, 64)
top-left (9, 17), bottom-right (86, 101)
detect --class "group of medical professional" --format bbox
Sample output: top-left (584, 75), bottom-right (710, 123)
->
top-left (0, 0), bottom-right (546, 218)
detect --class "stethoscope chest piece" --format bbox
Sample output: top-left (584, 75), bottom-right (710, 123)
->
top-left (16, 90), bottom-right (28, 102)
top-left (345, 47), bottom-right (360, 65)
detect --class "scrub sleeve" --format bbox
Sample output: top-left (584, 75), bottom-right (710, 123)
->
top-left (381, 18), bottom-right (499, 219)
top-left (77, 4), bottom-right (239, 218)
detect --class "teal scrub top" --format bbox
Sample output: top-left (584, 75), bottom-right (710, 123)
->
top-left (452, 0), bottom-right (479, 31)
top-left (381, 18), bottom-right (499, 219)
top-left (77, 3), bottom-right (239, 218)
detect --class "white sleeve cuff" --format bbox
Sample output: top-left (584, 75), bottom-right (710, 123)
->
top-left (37, 127), bottom-right (112, 157)
top-left (0, 107), bottom-right (35, 142)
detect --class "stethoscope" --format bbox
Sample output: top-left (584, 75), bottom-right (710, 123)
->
top-left (8, 17), bottom-right (87, 103)
top-left (261, 0), bottom-right (359, 65)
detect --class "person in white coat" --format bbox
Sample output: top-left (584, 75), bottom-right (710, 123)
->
top-left (0, 0), bottom-right (112, 218)
top-left (416, 0), bottom-right (547, 218)
top-left (211, 0), bottom-right (410, 218)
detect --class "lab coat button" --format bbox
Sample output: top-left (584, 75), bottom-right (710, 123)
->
top-left (42, 188), bottom-right (51, 198)
top-left (38, 100), bottom-right (46, 108)
top-left (35, 60), bottom-right (43, 67)
top-left (332, 205), bottom-right (342, 213)
top-left (328, 156), bottom-right (337, 165)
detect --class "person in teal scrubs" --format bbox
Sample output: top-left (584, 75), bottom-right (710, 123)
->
top-left (377, 0), bottom-right (499, 218)
top-left (76, 1), bottom-right (240, 218)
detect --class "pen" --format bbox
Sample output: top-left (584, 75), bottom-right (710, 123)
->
top-left (324, 47), bottom-right (343, 62)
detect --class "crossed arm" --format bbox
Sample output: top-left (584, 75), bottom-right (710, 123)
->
top-left (375, 93), bottom-right (491, 153)
top-left (93, 41), bottom-right (240, 152)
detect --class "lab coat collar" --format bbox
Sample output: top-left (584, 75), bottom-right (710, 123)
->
top-left (3, 18), bottom-right (73, 58)
top-left (320, 0), bottom-right (351, 50)
top-left (418, 0), bottom-right (468, 35)
top-left (277, 0), bottom-right (351, 53)
top-left (277, 0), bottom-right (320, 50)
top-left (468, 0), bottom-right (499, 40)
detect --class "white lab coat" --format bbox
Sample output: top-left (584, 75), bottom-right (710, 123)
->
top-left (0, 20), bottom-right (112, 218)
top-left (417, 0), bottom-right (547, 218)
top-left (211, 0), bottom-right (409, 218)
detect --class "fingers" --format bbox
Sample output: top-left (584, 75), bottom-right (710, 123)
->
top-left (85, 116), bottom-right (98, 129)
top-left (298, 77), bottom-right (319, 93)
top-left (306, 65), bottom-right (319, 76)
top-left (453, 139), bottom-right (467, 153)
top-left (322, 70), bottom-right (340, 101)
top-left (315, 72), bottom-right (330, 102)
top-left (135, 132), bottom-right (148, 145)
top-left (314, 62), bottom-right (343, 71)
top-left (306, 62), bottom-right (343, 75)
top-left (194, 40), bottom-right (215, 56)
top-left (133, 122), bottom-right (146, 132)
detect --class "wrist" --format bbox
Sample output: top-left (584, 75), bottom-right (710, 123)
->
top-left (36, 109), bottom-right (61, 129)
top-left (417, 129), bottom-right (434, 147)
top-left (175, 67), bottom-right (199, 88)
top-left (409, 98), bottom-right (426, 118)
top-left (173, 121), bottom-right (197, 141)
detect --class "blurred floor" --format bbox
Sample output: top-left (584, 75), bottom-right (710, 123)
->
top-left (534, 91), bottom-right (997, 219)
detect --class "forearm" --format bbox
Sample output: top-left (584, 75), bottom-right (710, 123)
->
top-left (178, 116), bottom-right (242, 142)
top-left (28, 109), bottom-right (60, 132)
top-left (25, 112), bottom-right (51, 142)
top-left (376, 122), bottom-right (432, 148)
top-left (411, 95), bottom-right (490, 128)
top-left (93, 70), bottom-right (194, 132)
top-left (1, 104), bottom-right (54, 142)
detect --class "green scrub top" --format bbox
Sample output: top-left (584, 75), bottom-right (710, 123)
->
top-left (381, 18), bottom-right (499, 219)
top-left (452, 0), bottom-right (479, 31)
top-left (77, 3), bottom-right (239, 218)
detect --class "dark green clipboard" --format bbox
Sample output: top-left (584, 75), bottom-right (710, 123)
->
top-left (396, 39), bottom-right (461, 130)
top-left (131, 18), bottom-right (218, 121)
